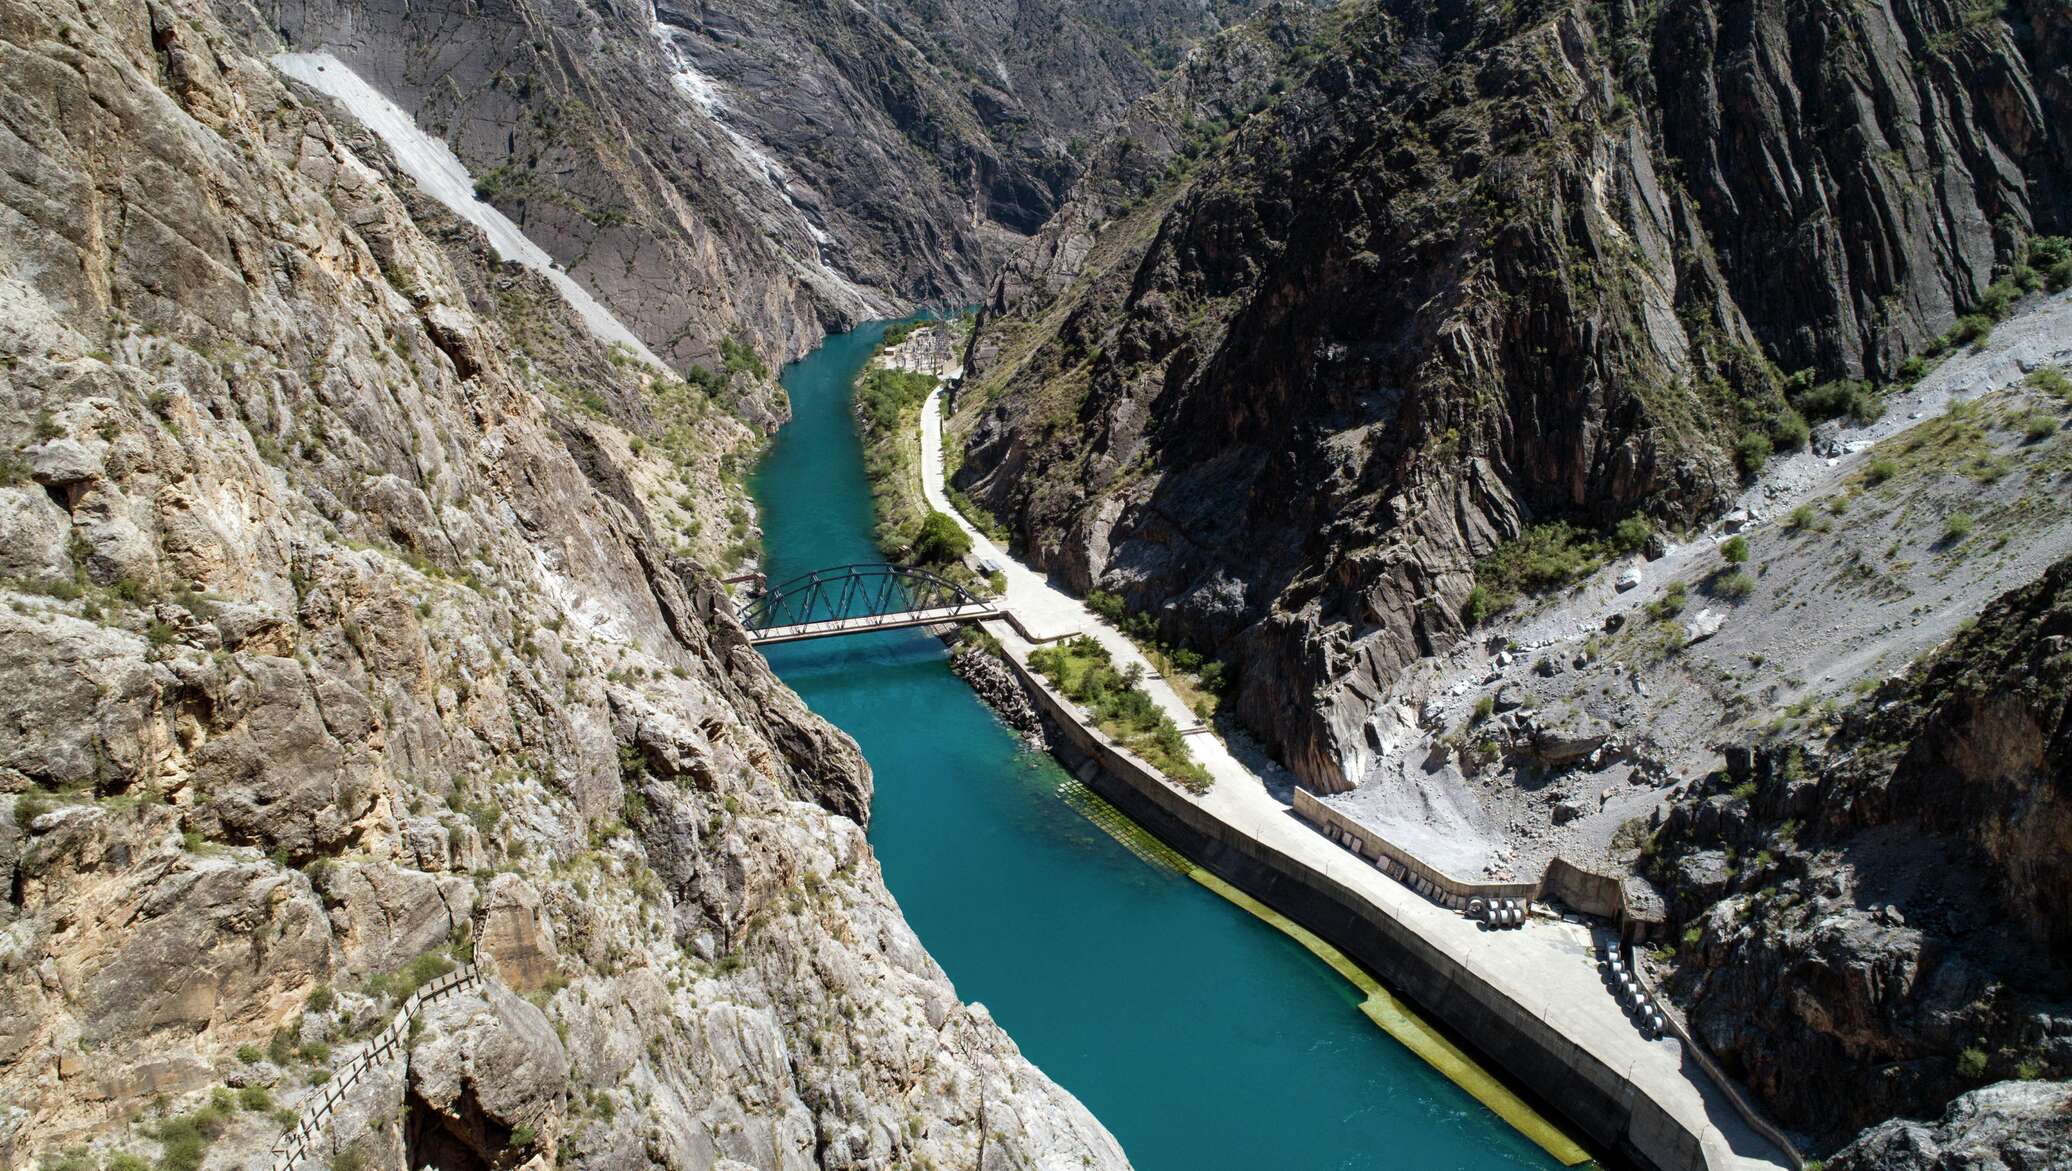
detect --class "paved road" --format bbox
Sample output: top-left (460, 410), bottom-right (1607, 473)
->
top-left (920, 388), bottom-right (1794, 1171)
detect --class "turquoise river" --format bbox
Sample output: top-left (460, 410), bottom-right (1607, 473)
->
top-left (749, 318), bottom-right (1564, 1171)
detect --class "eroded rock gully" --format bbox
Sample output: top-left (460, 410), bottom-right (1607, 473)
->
top-left (0, 2), bottom-right (1127, 1168)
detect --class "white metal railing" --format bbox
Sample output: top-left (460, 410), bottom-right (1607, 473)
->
top-left (267, 964), bottom-right (483, 1171)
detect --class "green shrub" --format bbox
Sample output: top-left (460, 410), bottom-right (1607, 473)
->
top-left (1786, 504), bottom-right (1817, 532)
top-left (235, 1043), bottom-right (263, 1065)
top-left (238, 1086), bottom-right (273, 1112)
top-left (1711, 570), bottom-right (1756, 600)
top-left (1648, 580), bottom-right (1689, 620)
top-left (1610, 515), bottom-right (1653, 554)
top-left (1027, 637), bottom-right (1209, 790)
top-left (910, 511), bottom-right (971, 564)
top-left (1477, 523), bottom-right (1604, 600)
top-left (108, 1155), bottom-right (150, 1171)
top-left (1769, 409), bottom-right (1810, 450)
top-left (1086, 590), bottom-right (1127, 624)
top-left (1943, 512), bottom-right (1976, 543)
top-left (1949, 314), bottom-right (1993, 347)
top-left (1720, 536), bottom-right (1750, 564)
top-left (13, 791), bottom-right (55, 830)
top-left (47, 1147), bottom-right (97, 1171)
top-left (2028, 366), bottom-right (2071, 400)
top-left (1794, 378), bottom-right (1881, 424)
top-left (1956, 1046), bottom-right (1988, 1080)
top-left (1864, 457), bottom-right (1900, 486)
top-left (1978, 279), bottom-right (2020, 320)
top-left (1733, 431), bottom-right (1772, 477)
top-left (152, 1097), bottom-right (233, 1171)
top-left (2024, 412), bottom-right (2059, 441)
top-left (717, 334), bottom-right (766, 380)
top-left (306, 984), bottom-right (334, 1013)
top-left (1461, 584), bottom-right (1493, 629)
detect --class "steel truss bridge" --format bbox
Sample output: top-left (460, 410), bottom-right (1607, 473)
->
top-left (739, 563), bottom-right (1001, 645)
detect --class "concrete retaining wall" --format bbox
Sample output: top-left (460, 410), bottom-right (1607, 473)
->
top-left (998, 649), bottom-right (1718, 1171)
top-left (1543, 855), bottom-right (1627, 920)
top-left (1292, 789), bottom-right (1538, 901)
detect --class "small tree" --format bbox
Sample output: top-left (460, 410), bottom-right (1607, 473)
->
top-left (910, 511), bottom-right (971, 564)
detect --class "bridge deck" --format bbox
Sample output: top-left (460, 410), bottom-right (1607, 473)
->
top-left (746, 604), bottom-right (1004, 645)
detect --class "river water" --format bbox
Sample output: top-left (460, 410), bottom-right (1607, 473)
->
top-left (749, 319), bottom-right (1561, 1171)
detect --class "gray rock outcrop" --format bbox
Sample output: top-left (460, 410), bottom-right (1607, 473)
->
top-left (1826, 1080), bottom-right (2072, 1171)
top-left (0, 3), bottom-right (1128, 1169)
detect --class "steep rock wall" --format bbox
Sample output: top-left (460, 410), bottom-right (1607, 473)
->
top-left (0, 4), bottom-right (1129, 1169)
top-left (1646, 556), bottom-right (2072, 1144)
top-left (955, 0), bottom-right (2066, 794)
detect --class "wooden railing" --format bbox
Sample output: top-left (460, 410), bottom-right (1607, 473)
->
top-left (268, 964), bottom-right (483, 1171)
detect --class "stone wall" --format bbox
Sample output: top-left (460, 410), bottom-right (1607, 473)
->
top-left (1290, 789), bottom-right (1538, 902)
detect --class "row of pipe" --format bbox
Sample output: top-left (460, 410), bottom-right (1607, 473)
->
top-left (1466, 896), bottom-right (1528, 929)
top-left (1599, 943), bottom-right (1666, 1037)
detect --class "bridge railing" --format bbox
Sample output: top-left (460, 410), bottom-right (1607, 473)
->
top-left (740, 563), bottom-right (987, 633)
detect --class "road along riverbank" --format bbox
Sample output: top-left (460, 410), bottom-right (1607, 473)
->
top-left (748, 318), bottom-right (1573, 1171)
top-left (918, 381), bottom-right (1799, 1171)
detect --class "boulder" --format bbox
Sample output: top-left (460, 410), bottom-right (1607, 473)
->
top-left (410, 984), bottom-right (570, 1162)
top-left (477, 874), bottom-right (560, 995)
top-left (1827, 1080), bottom-right (2072, 1171)
top-left (1684, 608), bottom-right (1726, 645)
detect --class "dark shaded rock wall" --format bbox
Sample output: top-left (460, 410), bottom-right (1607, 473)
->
top-left (1646, 556), bottom-right (2072, 1144)
top-left (243, 0), bottom-right (1301, 372)
top-left (956, 0), bottom-right (2066, 794)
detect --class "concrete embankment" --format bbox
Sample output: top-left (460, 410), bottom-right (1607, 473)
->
top-left (919, 385), bottom-right (1791, 1171)
top-left (984, 640), bottom-right (1787, 1171)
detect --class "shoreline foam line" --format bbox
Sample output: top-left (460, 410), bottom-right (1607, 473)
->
top-left (1188, 869), bottom-right (1594, 1168)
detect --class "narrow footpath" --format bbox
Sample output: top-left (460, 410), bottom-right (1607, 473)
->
top-left (919, 387), bottom-right (1794, 1171)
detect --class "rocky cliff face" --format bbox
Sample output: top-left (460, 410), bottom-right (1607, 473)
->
top-left (246, 0), bottom-right (1296, 374)
top-left (1646, 556), bottom-right (2072, 1144)
top-left (1827, 1080), bottom-right (2072, 1171)
top-left (953, 0), bottom-right (2068, 794)
top-left (0, 3), bottom-right (1129, 1169)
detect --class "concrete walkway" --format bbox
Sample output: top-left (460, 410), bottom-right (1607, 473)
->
top-left (920, 389), bottom-right (1794, 1171)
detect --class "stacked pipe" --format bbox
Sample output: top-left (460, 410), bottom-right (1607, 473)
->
top-left (1470, 896), bottom-right (1527, 928)
top-left (1598, 945), bottom-right (1673, 1038)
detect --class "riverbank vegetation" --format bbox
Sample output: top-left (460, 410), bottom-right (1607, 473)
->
top-left (1085, 590), bottom-right (1231, 720)
top-left (1028, 636), bottom-right (1211, 791)
top-left (854, 321), bottom-right (998, 594)
top-left (855, 361), bottom-right (939, 556)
